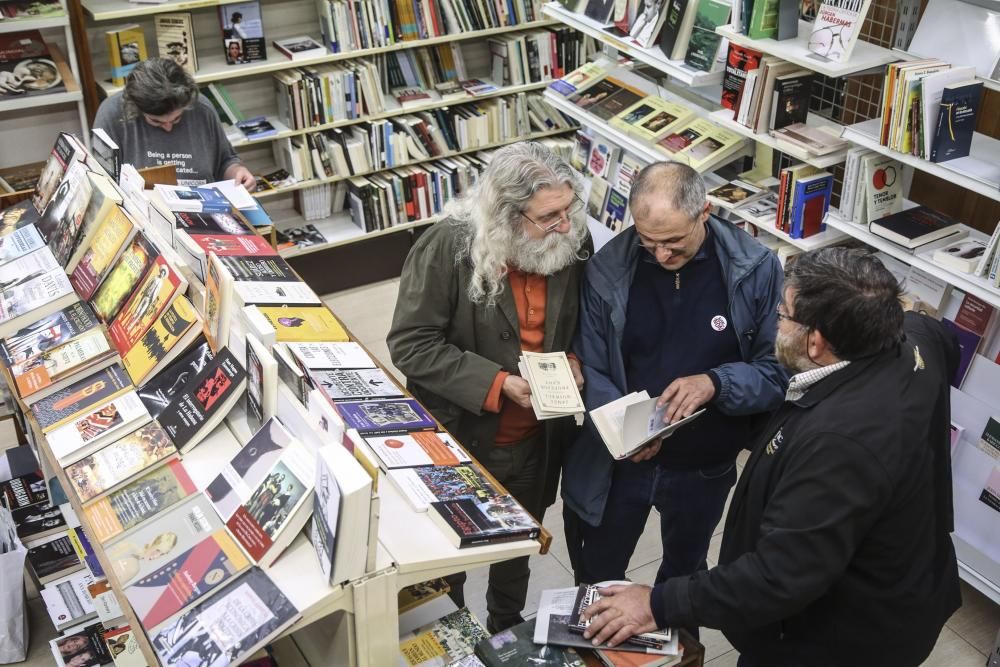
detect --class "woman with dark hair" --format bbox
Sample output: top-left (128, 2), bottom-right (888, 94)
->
top-left (93, 57), bottom-right (255, 189)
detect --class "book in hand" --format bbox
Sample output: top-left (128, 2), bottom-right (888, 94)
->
top-left (158, 346), bottom-right (247, 453)
top-left (25, 534), bottom-right (83, 585)
top-left (429, 494), bottom-right (540, 548)
top-left (590, 391), bottom-right (705, 460)
top-left (475, 619), bottom-right (587, 667)
top-left (869, 206), bottom-right (963, 249)
top-left (336, 398), bottom-right (436, 435)
top-left (105, 494), bottom-right (223, 587)
top-left (124, 528), bottom-right (251, 630)
top-left (399, 607), bottom-right (489, 667)
top-left (518, 351), bottom-right (584, 423)
top-left (363, 431), bottom-right (470, 469)
top-left (930, 80), bottom-right (984, 164)
top-left (568, 585), bottom-right (677, 653)
top-left (149, 567), bottom-right (299, 667)
top-left (389, 464), bottom-right (498, 513)
top-left (312, 439), bottom-right (372, 585)
top-left (47, 391), bottom-right (152, 466)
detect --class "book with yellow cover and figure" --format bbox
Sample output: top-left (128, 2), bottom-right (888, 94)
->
top-left (122, 296), bottom-right (202, 386)
top-left (108, 256), bottom-right (187, 357)
top-left (255, 306), bottom-right (349, 342)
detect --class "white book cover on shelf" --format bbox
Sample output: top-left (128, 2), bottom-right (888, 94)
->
top-left (234, 281), bottom-right (321, 306)
top-left (40, 570), bottom-right (96, 630)
top-left (363, 432), bottom-right (470, 469)
top-left (286, 341), bottom-right (375, 371)
top-left (932, 237), bottom-right (988, 274)
top-left (312, 442), bottom-right (372, 585)
top-left (0, 225), bottom-right (46, 267)
top-left (808, 0), bottom-right (874, 63)
top-left (306, 388), bottom-right (347, 443)
top-left (903, 266), bottom-right (951, 313)
top-left (47, 392), bottom-right (151, 466)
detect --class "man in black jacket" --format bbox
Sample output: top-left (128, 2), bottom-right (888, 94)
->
top-left (580, 247), bottom-right (961, 666)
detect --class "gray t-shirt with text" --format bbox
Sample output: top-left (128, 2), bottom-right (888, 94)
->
top-left (93, 93), bottom-right (241, 186)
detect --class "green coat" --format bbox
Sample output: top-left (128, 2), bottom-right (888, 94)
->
top-left (387, 219), bottom-right (589, 508)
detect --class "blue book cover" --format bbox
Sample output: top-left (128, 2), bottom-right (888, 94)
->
top-left (789, 173), bottom-right (833, 239)
top-left (930, 81), bottom-right (984, 164)
top-left (335, 399), bottom-right (436, 434)
top-left (942, 319), bottom-right (980, 389)
top-left (192, 186), bottom-right (235, 212)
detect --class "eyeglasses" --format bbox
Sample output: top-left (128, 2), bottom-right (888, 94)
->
top-left (521, 194), bottom-right (585, 233)
top-left (635, 219), bottom-right (700, 253)
top-left (776, 306), bottom-right (805, 326)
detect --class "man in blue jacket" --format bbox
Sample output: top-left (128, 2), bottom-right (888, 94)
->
top-left (563, 162), bottom-right (787, 595)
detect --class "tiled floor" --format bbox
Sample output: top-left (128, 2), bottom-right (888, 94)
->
top-left (325, 278), bottom-right (1000, 666)
top-left (11, 278), bottom-right (997, 666)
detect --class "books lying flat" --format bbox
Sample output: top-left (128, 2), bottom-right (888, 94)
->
top-left (158, 346), bottom-right (247, 453)
top-left (41, 570), bottom-right (97, 631)
top-left (47, 391), bottom-right (151, 466)
top-left (591, 391), bottom-right (705, 460)
top-left (149, 568), bottom-right (299, 667)
top-left (430, 495), bottom-right (540, 548)
top-left (518, 351), bottom-right (584, 421)
top-left (400, 607), bottom-right (489, 667)
top-left (69, 205), bottom-right (138, 301)
top-left (25, 533), bottom-right (83, 585)
top-left (310, 367), bottom-right (404, 401)
top-left (364, 431), bottom-right (470, 469)
top-left (568, 585), bottom-right (676, 653)
top-left (64, 421), bottom-right (177, 503)
top-left (83, 458), bottom-right (197, 544)
top-left (869, 206), bottom-right (963, 249)
top-left (313, 440), bottom-right (372, 585)
top-left (336, 399), bottom-right (436, 435)
top-left (105, 494), bottom-right (223, 588)
top-left (125, 528), bottom-right (251, 630)
top-left (285, 341), bottom-right (375, 370)
top-left (390, 464), bottom-right (497, 513)
top-left (475, 619), bottom-right (587, 666)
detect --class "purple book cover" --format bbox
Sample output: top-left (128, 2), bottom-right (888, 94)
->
top-left (335, 399), bottom-right (436, 434)
top-left (943, 319), bottom-right (980, 389)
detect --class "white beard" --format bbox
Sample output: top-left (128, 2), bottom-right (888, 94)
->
top-left (508, 227), bottom-right (583, 276)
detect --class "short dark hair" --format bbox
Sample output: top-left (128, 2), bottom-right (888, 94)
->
top-left (122, 57), bottom-right (198, 118)
top-left (784, 247), bottom-right (904, 360)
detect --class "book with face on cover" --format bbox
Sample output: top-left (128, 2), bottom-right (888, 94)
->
top-left (31, 363), bottom-right (133, 432)
top-left (105, 493), bottom-right (223, 588)
top-left (205, 417), bottom-right (294, 520)
top-left (64, 421), bottom-right (177, 503)
top-left (70, 205), bottom-right (139, 301)
top-left (90, 233), bottom-right (157, 323)
top-left (108, 255), bottom-right (187, 357)
top-left (149, 568), bottom-right (299, 667)
top-left (121, 295), bottom-right (203, 386)
top-left (47, 391), bottom-right (152, 466)
top-left (51, 623), bottom-right (114, 667)
top-left (0, 300), bottom-right (98, 368)
top-left (83, 458), bottom-right (197, 544)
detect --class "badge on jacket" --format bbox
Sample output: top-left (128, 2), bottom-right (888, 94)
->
top-left (711, 315), bottom-right (728, 332)
top-left (766, 429), bottom-right (784, 456)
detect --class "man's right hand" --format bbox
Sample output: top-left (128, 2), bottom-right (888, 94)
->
top-left (501, 375), bottom-right (533, 409)
top-left (629, 439), bottom-right (662, 462)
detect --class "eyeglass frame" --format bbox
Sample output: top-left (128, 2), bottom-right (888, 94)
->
top-left (521, 193), bottom-right (586, 233)
top-left (635, 217), bottom-right (703, 254)
top-left (776, 305), bottom-right (806, 327)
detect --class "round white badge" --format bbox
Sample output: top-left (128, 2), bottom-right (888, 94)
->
top-left (711, 315), bottom-right (728, 332)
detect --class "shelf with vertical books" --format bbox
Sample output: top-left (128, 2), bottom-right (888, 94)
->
top-left (709, 109), bottom-right (849, 168)
top-left (840, 118), bottom-right (1000, 204)
top-left (715, 20), bottom-right (901, 78)
top-left (540, 2), bottom-right (724, 87)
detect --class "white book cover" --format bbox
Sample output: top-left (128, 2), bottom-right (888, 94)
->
top-left (0, 225), bottom-right (46, 266)
top-left (591, 391), bottom-right (706, 460)
top-left (40, 570), bottom-right (96, 629)
top-left (306, 388), bottom-right (347, 443)
top-left (808, 0), bottom-right (874, 63)
top-left (234, 280), bottom-right (321, 306)
top-left (286, 341), bottom-right (375, 371)
top-left (310, 368), bottom-right (403, 401)
top-left (47, 392), bottom-right (151, 466)
top-left (363, 432), bottom-right (470, 469)
top-left (313, 442), bottom-right (372, 585)
top-left (0, 246), bottom-right (60, 286)
top-left (0, 268), bottom-right (75, 326)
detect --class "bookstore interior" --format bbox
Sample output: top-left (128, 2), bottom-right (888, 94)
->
top-left (1, 0), bottom-right (1000, 664)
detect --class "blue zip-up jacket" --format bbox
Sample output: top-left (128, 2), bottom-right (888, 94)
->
top-left (563, 216), bottom-right (789, 527)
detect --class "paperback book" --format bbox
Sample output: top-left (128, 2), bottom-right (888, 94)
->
top-left (90, 233), bottom-right (157, 323)
top-left (336, 398), bottom-right (436, 435)
top-left (311, 367), bottom-right (404, 401)
top-left (313, 440), bottom-right (372, 585)
top-left (70, 205), bottom-right (138, 300)
top-left (244, 333), bottom-right (276, 432)
top-left (121, 294), bottom-right (202, 386)
top-left (390, 464), bottom-right (498, 513)
top-left (218, 1), bottom-right (267, 64)
top-left (25, 534), bottom-right (83, 585)
top-left (40, 570), bottom-right (96, 631)
top-left (51, 623), bottom-right (112, 667)
top-left (0, 266), bottom-right (77, 339)
top-left (0, 300), bottom-right (97, 370)
top-left (154, 12), bottom-right (197, 75)
top-left (12, 327), bottom-right (115, 401)
top-left (0, 29), bottom-right (67, 98)
top-left (285, 341), bottom-right (374, 370)
top-left (254, 305), bottom-right (350, 342)
top-left (399, 607), bottom-right (489, 665)
top-left (137, 340), bottom-right (213, 419)
top-left (108, 255), bottom-right (187, 356)
top-left (430, 495), bottom-right (540, 548)
top-left (31, 363), bottom-right (132, 432)
top-left (13, 501), bottom-right (71, 542)
top-left (47, 391), bottom-right (151, 466)
top-left (364, 432), bottom-right (470, 469)
top-left (0, 472), bottom-right (47, 510)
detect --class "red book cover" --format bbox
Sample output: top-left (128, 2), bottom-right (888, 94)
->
top-left (775, 169), bottom-right (790, 232)
top-left (954, 294), bottom-right (995, 336)
top-left (191, 234), bottom-right (277, 258)
top-left (721, 44), bottom-right (763, 112)
top-left (801, 196), bottom-right (825, 238)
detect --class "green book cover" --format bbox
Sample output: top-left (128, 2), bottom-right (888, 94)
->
top-left (748, 0), bottom-right (779, 38)
top-left (684, 0), bottom-right (731, 71)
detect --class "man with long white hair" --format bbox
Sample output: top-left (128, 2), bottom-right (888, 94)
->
top-left (388, 142), bottom-right (591, 632)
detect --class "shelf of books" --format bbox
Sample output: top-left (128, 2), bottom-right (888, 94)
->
top-left (81, 0), bottom-right (247, 21)
top-left (95, 20), bottom-right (561, 96)
top-left (277, 213), bottom-right (440, 259)
top-left (540, 2), bottom-right (724, 87)
top-left (841, 118), bottom-right (1000, 204)
top-left (0, 13), bottom-right (69, 33)
top-left (715, 20), bottom-right (901, 78)
top-left (709, 109), bottom-right (849, 168)
top-left (0, 133), bottom-right (553, 666)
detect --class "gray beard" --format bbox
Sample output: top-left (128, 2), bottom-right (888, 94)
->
top-left (508, 229), bottom-right (581, 276)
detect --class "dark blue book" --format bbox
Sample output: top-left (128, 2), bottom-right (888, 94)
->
top-left (930, 80), bottom-right (984, 164)
top-left (942, 319), bottom-right (980, 389)
top-left (335, 399), bottom-right (436, 434)
top-left (237, 115), bottom-right (278, 140)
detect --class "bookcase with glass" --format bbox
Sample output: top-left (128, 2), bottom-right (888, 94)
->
top-left (72, 0), bottom-right (596, 258)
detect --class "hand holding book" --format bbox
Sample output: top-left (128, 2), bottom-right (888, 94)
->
top-left (658, 373), bottom-right (715, 423)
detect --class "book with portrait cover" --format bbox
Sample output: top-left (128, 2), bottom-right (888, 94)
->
top-left (12, 327), bottom-right (116, 401)
top-left (105, 494), bottom-right (223, 587)
top-left (285, 341), bottom-right (374, 370)
top-left (64, 421), bottom-right (177, 503)
top-left (122, 295), bottom-right (202, 386)
top-left (137, 339), bottom-right (212, 419)
top-left (47, 391), bottom-right (151, 466)
top-left (218, 1), bottom-right (267, 64)
top-left (0, 300), bottom-right (98, 368)
top-left (430, 495), bottom-right (540, 547)
top-left (226, 439), bottom-right (314, 566)
top-left (254, 305), bottom-right (349, 342)
top-left (31, 363), bottom-right (132, 432)
top-left (90, 233), bottom-right (157, 322)
top-left (70, 205), bottom-right (138, 300)
top-left (0, 472), bottom-right (47, 510)
top-left (125, 528), bottom-right (251, 630)
top-left (103, 626), bottom-right (144, 667)
top-left (158, 347), bottom-right (247, 452)
top-left (149, 568), bottom-right (299, 667)
top-left (108, 255), bottom-right (187, 357)
top-left (154, 12), bottom-right (198, 76)
top-left (310, 368), bottom-right (403, 401)
top-left (51, 623), bottom-right (113, 667)
top-left (205, 417), bottom-right (294, 520)
top-left (26, 534), bottom-right (82, 585)
top-left (13, 500), bottom-right (70, 543)
top-left (84, 458), bottom-right (196, 544)
top-left (336, 399), bottom-right (436, 435)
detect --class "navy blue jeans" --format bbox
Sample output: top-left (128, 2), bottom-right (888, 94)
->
top-left (576, 458), bottom-right (737, 587)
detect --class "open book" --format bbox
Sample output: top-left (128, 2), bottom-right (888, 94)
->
top-left (591, 391), bottom-right (705, 460)
top-left (517, 351), bottom-right (585, 424)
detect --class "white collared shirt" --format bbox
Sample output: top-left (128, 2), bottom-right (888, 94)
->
top-left (785, 361), bottom-right (851, 402)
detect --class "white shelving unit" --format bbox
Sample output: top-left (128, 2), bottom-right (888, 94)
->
top-left (841, 118), bottom-right (1000, 204)
top-left (731, 208), bottom-right (846, 250)
top-left (708, 109), bottom-right (849, 168)
top-left (715, 20), bottom-right (901, 78)
top-left (0, 2), bottom-right (89, 168)
top-left (81, 0), bottom-right (246, 21)
top-left (540, 2), bottom-right (724, 87)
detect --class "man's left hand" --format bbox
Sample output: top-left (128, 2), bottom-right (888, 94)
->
top-left (657, 373), bottom-right (715, 424)
top-left (568, 357), bottom-right (585, 390)
top-left (226, 165), bottom-right (257, 191)
top-left (581, 584), bottom-right (658, 647)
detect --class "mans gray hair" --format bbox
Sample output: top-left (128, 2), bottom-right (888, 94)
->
top-left (122, 58), bottom-right (198, 120)
top-left (449, 142), bottom-right (587, 306)
top-left (628, 162), bottom-right (706, 222)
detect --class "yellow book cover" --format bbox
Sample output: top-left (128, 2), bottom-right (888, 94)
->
top-left (203, 253), bottom-right (233, 352)
top-left (122, 295), bottom-right (200, 385)
top-left (106, 25), bottom-right (147, 87)
top-left (625, 98), bottom-right (695, 142)
top-left (71, 206), bottom-right (136, 301)
top-left (680, 125), bottom-right (745, 171)
top-left (108, 255), bottom-right (186, 356)
top-left (257, 306), bottom-right (349, 342)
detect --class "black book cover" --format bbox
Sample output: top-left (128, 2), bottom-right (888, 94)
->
top-left (431, 496), bottom-right (539, 547)
top-left (174, 211), bottom-right (253, 236)
top-left (869, 206), bottom-right (961, 245)
top-left (26, 535), bottom-right (80, 580)
top-left (0, 300), bottom-right (98, 367)
top-left (658, 0), bottom-right (690, 56)
top-left (0, 473), bottom-right (48, 510)
top-left (137, 338), bottom-right (213, 418)
top-left (770, 73), bottom-right (812, 130)
top-left (159, 347), bottom-right (247, 450)
top-left (219, 255), bottom-right (297, 282)
top-left (475, 619), bottom-right (585, 666)
top-left (12, 501), bottom-right (67, 541)
top-left (30, 364), bottom-right (132, 432)
top-left (931, 81), bottom-right (984, 163)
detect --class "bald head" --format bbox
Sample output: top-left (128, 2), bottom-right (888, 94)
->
top-left (628, 162), bottom-right (707, 222)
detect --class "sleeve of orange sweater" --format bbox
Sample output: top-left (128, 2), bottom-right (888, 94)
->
top-left (483, 370), bottom-right (509, 413)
